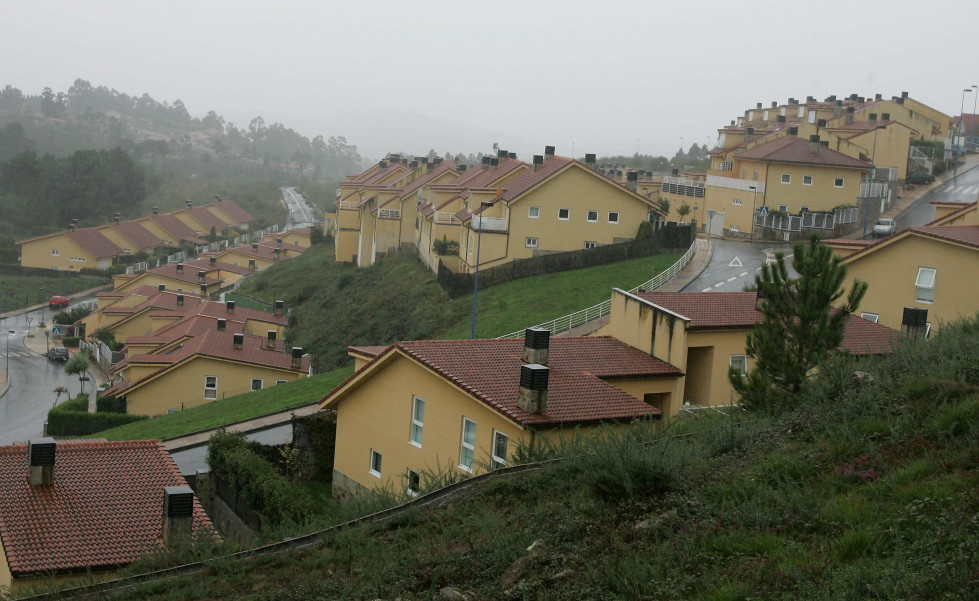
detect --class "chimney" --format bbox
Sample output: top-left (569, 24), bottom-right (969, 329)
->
top-left (497, 149), bottom-right (508, 159)
top-left (626, 170), bottom-right (639, 192)
top-left (522, 328), bottom-right (550, 365)
top-left (517, 364), bottom-right (549, 414)
top-left (508, 152), bottom-right (516, 159)
top-left (459, 164), bottom-right (468, 172)
top-left (209, 256), bottom-right (216, 265)
top-left (489, 157), bottom-right (499, 170)
top-left (251, 242), bottom-right (258, 251)
top-left (809, 135), bottom-right (821, 152)
top-left (68, 223), bottom-right (75, 232)
top-left (834, 100), bottom-right (842, 118)
top-left (771, 101), bottom-right (778, 108)
top-left (162, 486), bottom-right (195, 548)
top-left (153, 206), bottom-right (159, 215)
top-left (426, 161), bottom-right (434, 172)
top-left (756, 102), bottom-right (762, 109)
top-left (201, 283), bottom-right (207, 296)
top-left (788, 126), bottom-right (798, 136)
top-left (434, 156), bottom-right (443, 164)
top-left (901, 307), bottom-right (928, 340)
top-left (532, 155), bottom-right (543, 171)
top-left (158, 284), bottom-right (166, 292)
top-left (274, 300), bottom-right (284, 316)
top-left (828, 95), bottom-right (836, 102)
top-left (806, 95), bottom-right (814, 103)
top-left (745, 127), bottom-right (754, 142)
top-left (896, 95), bottom-right (904, 105)
top-left (481, 155), bottom-right (491, 168)
top-left (276, 237), bottom-right (283, 247)
top-left (266, 330), bottom-right (277, 350)
top-left (176, 294), bottom-right (184, 307)
top-left (226, 300), bottom-right (235, 314)
top-left (584, 153), bottom-right (596, 168)
top-left (846, 106), bottom-right (854, 124)
top-left (28, 438), bottom-right (56, 486)
top-left (185, 200), bottom-right (192, 208)
top-left (671, 168), bottom-right (679, 176)
top-left (176, 262), bottom-right (183, 274)
top-left (544, 145), bottom-right (555, 159)
top-left (114, 215), bottom-right (120, 224)
top-left (875, 93), bottom-right (882, 100)
top-left (379, 159), bottom-right (388, 170)
top-left (902, 91), bottom-right (909, 99)
top-left (233, 333), bottom-right (244, 350)
top-left (273, 248), bottom-right (280, 261)
top-left (849, 93), bottom-right (858, 101)
top-left (410, 160), bottom-right (419, 170)
top-left (197, 271), bottom-right (206, 284)
top-left (217, 318), bottom-right (226, 331)
top-left (291, 347), bottom-right (303, 369)
top-left (249, 258), bottom-right (256, 271)
top-left (755, 287), bottom-right (768, 311)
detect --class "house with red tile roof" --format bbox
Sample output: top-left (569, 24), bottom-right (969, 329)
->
top-left (95, 220), bottom-right (164, 254)
top-left (17, 226), bottom-right (122, 270)
top-left (171, 203), bottom-right (232, 237)
top-left (111, 260), bottom-right (225, 295)
top-left (0, 439), bottom-right (213, 592)
top-left (320, 329), bottom-right (682, 496)
top-left (203, 240), bottom-right (306, 271)
top-left (202, 198), bottom-right (255, 231)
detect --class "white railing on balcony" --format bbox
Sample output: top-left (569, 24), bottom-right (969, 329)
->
top-left (433, 210), bottom-right (461, 225)
top-left (338, 200), bottom-right (360, 210)
top-left (378, 208), bottom-right (401, 220)
top-left (471, 216), bottom-right (508, 232)
top-left (496, 239), bottom-right (699, 339)
top-left (706, 175), bottom-right (766, 194)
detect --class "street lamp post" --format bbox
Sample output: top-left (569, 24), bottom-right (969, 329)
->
top-left (972, 85), bottom-right (978, 140)
top-left (470, 200), bottom-right (496, 339)
top-left (748, 185), bottom-right (758, 241)
top-left (955, 87), bottom-right (973, 185)
top-left (5, 331), bottom-right (13, 383)
top-left (863, 125), bottom-right (887, 236)
top-left (39, 287), bottom-right (45, 325)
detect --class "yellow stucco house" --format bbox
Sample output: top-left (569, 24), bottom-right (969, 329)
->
top-left (94, 219), bottom-right (164, 255)
top-left (0, 439), bottom-right (212, 594)
top-left (202, 198), bottom-right (255, 232)
top-left (203, 242), bottom-right (304, 272)
top-left (112, 261), bottom-right (225, 295)
top-left (276, 226), bottom-right (313, 248)
top-left (17, 227), bottom-right (122, 271)
top-left (839, 201), bottom-right (979, 334)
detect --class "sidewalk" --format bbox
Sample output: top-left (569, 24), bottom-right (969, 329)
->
top-left (163, 402), bottom-right (321, 452)
top-left (22, 322), bottom-right (111, 390)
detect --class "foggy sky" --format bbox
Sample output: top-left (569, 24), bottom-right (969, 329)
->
top-left (4, 0), bottom-right (976, 161)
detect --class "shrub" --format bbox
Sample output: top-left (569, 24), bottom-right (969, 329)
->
top-left (60, 336), bottom-right (80, 347)
top-left (96, 395), bottom-right (128, 414)
top-left (53, 306), bottom-right (92, 324)
top-left (46, 395), bottom-right (149, 435)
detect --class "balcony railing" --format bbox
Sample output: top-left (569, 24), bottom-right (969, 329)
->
top-left (378, 208), bottom-right (401, 220)
top-left (706, 175), bottom-right (766, 194)
top-left (338, 200), bottom-right (360, 210)
top-left (471, 216), bottom-right (508, 232)
top-left (433, 210), bottom-right (461, 225)
top-left (858, 182), bottom-right (889, 198)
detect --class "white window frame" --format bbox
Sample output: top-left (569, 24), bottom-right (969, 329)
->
top-left (410, 396), bottom-right (424, 447)
top-left (492, 430), bottom-right (508, 469)
top-left (459, 418), bottom-right (476, 473)
top-left (584, 241), bottom-right (597, 249)
top-left (721, 161), bottom-right (733, 171)
top-left (730, 355), bottom-right (748, 376)
top-left (925, 323), bottom-right (932, 339)
top-left (780, 173), bottom-right (791, 184)
top-left (763, 110), bottom-right (770, 121)
top-left (803, 175), bottom-right (813, 186)
top-left (586, 210), bottom-right (598, 222)
top-left (369, 449), bottom-right (382, 478)
top-left (915, 267), bottom-right (936, 303)
top-left (558, 208), bottom-right (570, 221)
top-left (528, 206), bottom-right (540, 219)
top-left (860, 312), bottom-right (880, 323)
top-left (275, 379), bottom-right (288, 385)
top-left (834, 178), bottom-right (845, 188)
top-left (406, 469), bottom-right (420, 497)
top-left (608, 212), bottom-right (620, 224)
top-left (51, 249), bottom-right (60, 256)
top-left (730, 225), bottom-right (740, 232)
top-left (778, 205), bottom-right (788, 213)
top-left (251, 378), bottom-right (263, 391)
top-left (525, 237), bottom-right (538, 248)
top-left (800, 206), bottom-right (810, 213)
top-left (204, 376), bottom-right (217, 400)
top-left (732, 199), bottom-right (742, 206)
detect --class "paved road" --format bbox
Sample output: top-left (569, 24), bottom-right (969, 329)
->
top-left (895, 165), bottom-right (979, 231)
top-left (281, 187), bottom-right (319, 229)
top-left (684, 238), bottom-right (795, 293)
top-left (0, 307), bottom-right (81, 444)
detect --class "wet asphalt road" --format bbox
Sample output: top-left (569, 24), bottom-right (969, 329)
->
top-left (684, 237), bottom-right (795, 293)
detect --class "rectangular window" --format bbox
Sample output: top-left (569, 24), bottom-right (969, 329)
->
top-left (834, 178), bottom-right (845, 188)
top-left (584, 241), bottom-right (598, 249)
top-left (730, 355), bottom-right (748, 376)
top-left (528, 206), bottom-right (540, 218)
top-left (752, 170), bottom-right (759, 181)
top-left (558, 208), bottom-right (569, 220)
top-left (730, 225), bottom-right (740, 232)
top-left (763, 110), bottom-right (770, 121)
top-left (406, 469), bottom-right (420, 496)
top-left (51, 249), bottom-right (60, 256)
top-left (276, 379), bottom-right (288, 386)
top-left (780, 174), bottom-right (791, 184)
top-left (800, 206), bottom-right (810, 213)
top-left (741, 169), bottom-right (747, 178)
top-left (925, 323), bottom-right (932, 339)
top-left (204, 376), bottom-right (217, 400)
top-left (732, 199), bottom-right (742, 206)
top-left (803, 175), bottom-right (813, 185)
top-left (608, 212), bottom-right (620, 224)
top-left (251, 378), bottom-right (263, 391)
top-left (492, 430), bottom-right (508, 469)
top-left (525, 237), bottom-right (538, 248)
top-left (459, 418), bottom-right (476, 472)
top-left (915, 267), bottom-right (936, 303)
top-left (587, 210), bottom-right (598, 222)
top-left (721, 161), bottom-right (733, 171)
top-left (370, 449), bottom-right (382, 477)
top-left (410, 396), bottom-right (425, 447)
top-left (860, 312), bottom-right (880, 323)
top-left (778, 205), bottom-right (788, 213)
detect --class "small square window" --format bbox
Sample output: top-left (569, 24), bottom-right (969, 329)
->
top-left (732, 199), bottom-right (742, 206)
top-left (915, 267), bottom-right (936, 303)
top-left (778, 205), bottom-right (788, 213)
top-left (558, 208), bottom-right (570, 220)
top-left (587, 210), bottom-right (598, 222)
top-left (834, 178), bottom-right (844, 188)
top-left (406, 469), bottom-right (420, 496)
top-left (608, 212), bottom-right (620, 224)
top-left (251, 378), bottom-right (263, 391)
top-left (860, 312), bottom-right (879, 323)
top-left (780, 174), bottom-right (791, 184)
top-left (803, 175), bottom-right (813, 185)
top-left (370, 449), bottom-right (382, 477)
top-left (51, 249), bottom-right (60, 256)
top-left (525, 237), bottom-right (538, 248)
top-left (730, 355), bottom-right (748, 376)
top-left (584, 241), bottom-right (597, 249)
top-left (528, 206), bottom-right (540, 219)
top-left (730, 225), bottom-right (739, 232)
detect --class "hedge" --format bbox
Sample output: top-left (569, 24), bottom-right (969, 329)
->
top-left (207, 431), bottom-right (316, 527)
top-left (96, 395), bottom-right (127, 414)
top-left (47, 395), bottom-right (149, 436)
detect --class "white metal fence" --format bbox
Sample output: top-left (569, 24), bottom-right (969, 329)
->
top-left (755, 207), bottom-right (858, 231)
top-left (80, 339), bottom-right (113, 374)
top-left (496, 239), bottom-right (699, 339)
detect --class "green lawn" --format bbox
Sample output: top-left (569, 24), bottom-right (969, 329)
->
top-left (94, 366), bottom-right (353, 441)
top-left (0, 271), bottom-right (107, 312)
top-left (439, 251), bottom-right (684, 339)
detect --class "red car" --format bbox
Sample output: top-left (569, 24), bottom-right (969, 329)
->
top-left (48, 296), bottom-right (70, 308)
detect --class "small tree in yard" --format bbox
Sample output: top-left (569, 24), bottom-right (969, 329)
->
top-left (730, 234), bottom-right (867, 411)
top-left (65, 354), bottom-right (90, 397)
top-left (676, 203), bottom-right (690, 222)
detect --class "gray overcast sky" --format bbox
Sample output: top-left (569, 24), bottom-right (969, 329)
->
top-left (3, 0), bottom-right (976, 161)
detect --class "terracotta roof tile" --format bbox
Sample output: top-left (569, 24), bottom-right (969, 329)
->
top-left (151, 214), bottom-right (206, 244)
top-left (183, 206), bottom-right (228, 230)
top-left (736, 137), bottom-right (870, 169)
top-left (206, 200), bottom-right (254, 225)
top-left (0, 440), bottom-right (214, 577)
top-left (64, 228), bottom-right (122, 259)
top-left (112, 220), bottom-right (163, 249)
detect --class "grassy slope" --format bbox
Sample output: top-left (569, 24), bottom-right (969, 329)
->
top-left (238, 244), bottom-right (683, 368)
top-left (0, 272), bottom-right (106, 312)
top-left (95, 317), bottom-right (979, 600)
top-left (94, 367), bottom-right (352, 441)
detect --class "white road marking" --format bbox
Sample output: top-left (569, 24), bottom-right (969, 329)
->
top-left (739, 272), bottom-right (748, 277)
top-left (727, 276), bottom-right (737, 282)
top-left (728, 256), bottom-right (743, 267)
top-left (701, 287), bottom-right (713, 292)
top-left (714, 282), bottom-right (725, 288)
